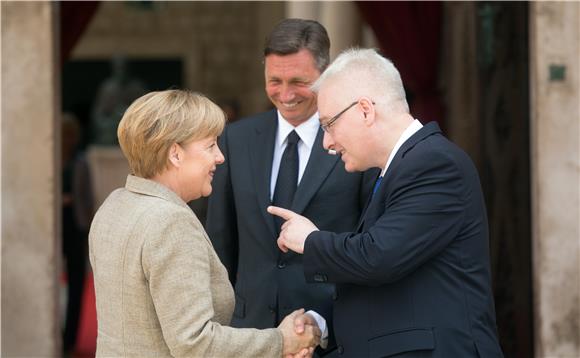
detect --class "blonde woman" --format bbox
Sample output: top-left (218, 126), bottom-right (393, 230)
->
top-left (89, 90), bottom-right (320, 357)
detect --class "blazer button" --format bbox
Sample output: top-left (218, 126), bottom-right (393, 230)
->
top-left (337, 345), bottom-right (344, 354)
top-left (332, 292), bottom-right (338, 300)
top-left (314, 273), bottom-right (327, 282)
top-left (268, 306), bottom-right (275, 314)
top-left (277, 261), bottom-right (286, 269)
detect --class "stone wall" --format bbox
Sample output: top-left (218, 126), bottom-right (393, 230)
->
top-left (72, 2), bottom-right (285, 117)
top-left (1, 2), bottom-right (60, 356)
top-left (530, 2), bottom-right (580, 356)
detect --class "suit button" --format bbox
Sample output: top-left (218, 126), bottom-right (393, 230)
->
top-left (277, 261), bottom-right (286, 269)
top-left (332, 292), bottom-right (338, 300)
top-left (337, 345), bottom-right (344, 354)
top-left (314, 273), bottom-right (327, 282)
top-left (268, 306), bottom-right (275, 314)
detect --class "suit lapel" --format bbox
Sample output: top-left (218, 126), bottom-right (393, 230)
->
top-left (396, 121), bottom-right (441, 160)
top-left (249, 112), bottom-right (278, 238)
top-left (291, 128), bottom-right (340, 214)
top-left (354, 171), bottom-right (381, 232)
top-left (354, 122), bottom-right (443, 233)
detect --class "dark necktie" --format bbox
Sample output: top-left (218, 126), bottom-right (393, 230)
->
top-left (273, 130), bottom-right (300, 232)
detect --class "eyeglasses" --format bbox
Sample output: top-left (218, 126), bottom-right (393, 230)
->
top-left (320, 100), bottom-right (374, 133)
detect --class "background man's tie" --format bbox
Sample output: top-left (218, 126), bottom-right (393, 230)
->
top-left (273, 130), bottom-right (300, 233)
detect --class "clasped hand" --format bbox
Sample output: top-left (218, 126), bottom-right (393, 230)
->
top-left (279, 309), bottom-right (321, 357)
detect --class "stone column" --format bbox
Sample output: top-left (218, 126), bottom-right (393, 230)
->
top-left (530, 2), bottom-right (580, 357)
top-left (320, 2), bottom-right (361, 59)
top-left (286, 2), bottom-right (362, 60)
top-left (1, 2), bottom-right (60, 356)
top-left (440, 2), bottom-right (480, 169)
top-left (285, 2), bottom-right (321, 21)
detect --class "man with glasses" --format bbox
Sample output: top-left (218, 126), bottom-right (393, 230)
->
top-left (206, 19), bottom-right (376, 355)
top-left (269, 48), bottom-right (503, 357)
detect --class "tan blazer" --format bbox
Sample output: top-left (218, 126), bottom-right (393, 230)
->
top-left (89, 175), bottom-right (282, 357)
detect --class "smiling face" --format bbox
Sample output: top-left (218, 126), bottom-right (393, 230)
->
top-left (264, 49), bottom-right (321, 126)
top-left (178, 135), bottom-right (224, 201)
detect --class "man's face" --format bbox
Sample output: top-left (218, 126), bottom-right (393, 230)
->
top-left (319, 88), bottom-right (370, 173)
top-left (264, 49), bottom-right (321, 126)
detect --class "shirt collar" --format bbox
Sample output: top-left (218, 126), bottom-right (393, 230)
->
top-left (381, 119), bottom-right (423, 176)
top-left (276, 110), bottom-right (319, 149)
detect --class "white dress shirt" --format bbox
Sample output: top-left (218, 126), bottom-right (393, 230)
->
top-left (270, 111), bottom-right (320, 200)
top-left (268, 111), bottom-right (328, 347)
top-left (306, 310), bottom-right (328, 349)
top-left (380, 119), bottom-right (423, 177)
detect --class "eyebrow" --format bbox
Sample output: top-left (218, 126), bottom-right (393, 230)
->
top-left (267, 75), bottom-right (310, 82)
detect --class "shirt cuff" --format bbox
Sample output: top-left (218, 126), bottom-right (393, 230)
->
top-left (306, 310), bottom-right (328, 349)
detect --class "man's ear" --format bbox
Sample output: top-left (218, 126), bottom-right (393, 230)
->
top-left (359, 97), bottom-right (375, 126)
top-left (168, 143), bottom-right (182, 167)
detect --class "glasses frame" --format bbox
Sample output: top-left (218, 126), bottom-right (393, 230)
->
top-left (320, 101), bottom-right (358, 133)
top-left (320, 100), bottom-right (375, 133)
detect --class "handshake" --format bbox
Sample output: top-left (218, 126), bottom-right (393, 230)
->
top-left (278, 309), bottom-right (326, 358)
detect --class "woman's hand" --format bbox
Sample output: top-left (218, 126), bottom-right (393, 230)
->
top-left (278, 309), bottom-right (321, 357)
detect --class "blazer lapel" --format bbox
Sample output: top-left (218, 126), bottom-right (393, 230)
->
top-left (354, 171), bottom-right (381, 233)
top-left (249, 112), bottom-right (278, 238)
top-left (354, 122), bottom-right (442, 233)
top-left (397, 121), bottom-right (442, 160)
top-left (291, 128), bottom-right (340, 214)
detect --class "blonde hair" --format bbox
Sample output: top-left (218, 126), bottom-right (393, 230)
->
top-left (117, 90), bottom-right (225, 178)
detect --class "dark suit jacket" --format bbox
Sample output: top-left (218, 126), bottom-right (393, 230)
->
top-left (303, 122), bottom-right (503, 357)
top-left (206, 110), bottom-right (376, 335)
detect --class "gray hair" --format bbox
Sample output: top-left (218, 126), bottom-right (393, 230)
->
top-left (312, 48), bottom-right (409, 114)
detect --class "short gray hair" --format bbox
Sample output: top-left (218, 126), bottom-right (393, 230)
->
top-left (312, 48), bottom-right (409, 114)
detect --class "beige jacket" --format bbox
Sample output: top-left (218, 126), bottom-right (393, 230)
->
top-left (89, 175), bottom-right (282, 357)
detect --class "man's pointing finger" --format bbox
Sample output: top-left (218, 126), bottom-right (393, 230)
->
top-left (267, 206), bottom-right (298, 221)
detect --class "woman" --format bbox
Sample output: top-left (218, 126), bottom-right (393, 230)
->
top-left (89, 90), bottom-right (319, 357)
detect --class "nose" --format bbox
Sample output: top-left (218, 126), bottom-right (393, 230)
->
top-left (322, 131), bottom-right (335, 151)
top-left (215, 147), bottom-right (225, 164)
top-left (279, 83), bottom-right (295, 102)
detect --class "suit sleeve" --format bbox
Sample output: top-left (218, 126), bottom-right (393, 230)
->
top-left (142, 211), bottom-right (283, 357)
top-left (206, 126), bottom-right (239, 284)
top-left (303, 148), bottom-right (466, 286)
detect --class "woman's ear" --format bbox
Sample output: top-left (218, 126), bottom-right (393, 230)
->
top-left (168, 143), bottom-right (182, 167)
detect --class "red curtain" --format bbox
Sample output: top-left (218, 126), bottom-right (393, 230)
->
top-left (357, 1), bottom-right (444, 128)
top-left (60, 1), bottom-right (100, 66)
